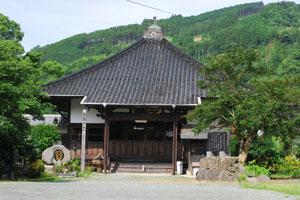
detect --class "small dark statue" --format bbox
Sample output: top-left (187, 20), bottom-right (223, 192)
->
top-left (90, 154), bottom-right (104, 173)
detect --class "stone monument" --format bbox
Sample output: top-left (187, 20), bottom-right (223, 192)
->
top-left (42, 145), bottom-right (71, 165)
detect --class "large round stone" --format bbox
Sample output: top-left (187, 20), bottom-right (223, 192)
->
top-left (42, 145), bottom-right (71, 165)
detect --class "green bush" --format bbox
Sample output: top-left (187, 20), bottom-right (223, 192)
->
top-left (248, 136), bottom-right (283, 168)
top-left (78, 166), bottom-right (94, 177)
top-left (245, 160), bottom-right (270, 177)
top-left (30, 124), bottom-right (59, 156)
top-left (26, 159), bottom-right (45, 178)
top-left (237, 174), bottom-right (247, 182)
top-left (273, 155), bottom-right (300, 177)
top-left (53, 159), bottom-right (81, 175)
top-left (54, 164), bottom-right (64, 174)
top-left (64, 158), bottom-right (81, 172)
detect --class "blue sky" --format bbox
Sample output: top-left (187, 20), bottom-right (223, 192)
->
top-left (0, 0), bottom-right (298, 51)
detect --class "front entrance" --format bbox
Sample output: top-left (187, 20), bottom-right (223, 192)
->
top-left (69, 121), bottom-right (182, 163)
top-left (109, 121), bottom-right (179, 163)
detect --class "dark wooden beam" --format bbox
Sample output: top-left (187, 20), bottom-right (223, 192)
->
top-left (172, 120), bottom-right (178, 175)
top-left (105, 113), bottom-right (182, 122)
top-left (106, 121), bottom-right (110, 172)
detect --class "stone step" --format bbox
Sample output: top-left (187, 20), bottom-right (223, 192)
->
top-left (110, 162), bottom-right (172, 173)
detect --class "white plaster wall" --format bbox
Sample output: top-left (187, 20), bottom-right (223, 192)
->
top-left (70, 98), bottom-right (104, 124)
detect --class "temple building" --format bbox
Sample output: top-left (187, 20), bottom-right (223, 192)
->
top-left (44, 20), bottom-right (229, 175)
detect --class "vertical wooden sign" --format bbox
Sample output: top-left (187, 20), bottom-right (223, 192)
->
top-left (81, 109), bottom-right (87, 173)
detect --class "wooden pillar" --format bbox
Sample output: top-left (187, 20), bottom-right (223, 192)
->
top-left (103, 120), bottom-right (110, 173)
top-left (188, 140), bottom-right (192, 174)
top-left (172, 120), bottom-right (178, 175)
top-left (67, 98), bottom-right (72, 149)
top-left (80, 109), bottom-right (87, 173)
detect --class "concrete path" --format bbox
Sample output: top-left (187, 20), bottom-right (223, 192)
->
top-left (0, 174), bottom-right (296, 200)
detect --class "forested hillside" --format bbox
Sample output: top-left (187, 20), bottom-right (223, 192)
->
top-left (33, 1), bottom-right (300, 75)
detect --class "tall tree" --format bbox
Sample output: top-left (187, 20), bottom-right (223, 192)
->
top-left (0, 13), bottom-right (44, 178)
top-left (189, 47), bottom-right (300, 164)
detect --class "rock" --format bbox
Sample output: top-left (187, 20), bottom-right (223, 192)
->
top-left (246, 175), bottom-right (270, 183)
top-left (196, 156), bottom-right (242, 181)
top-left (57, 171), bottom-right (77, 178)
top-left (246, 177), bottom-right (258, 183)
top-left (234, 163), bottom-right (245, 174)
top-left (206, 151), bottom-right (214, 157)
top-left (42, 145), bottom-right (71, 165)
top-left (196, 168), bottom-right (209, 180)
top-left (199, 157), bottom-right (239, 170)
top-left (219, 151), bottom-right (227, 157)
top-left (218, 170), bottom-right (236, 181)
top-left (205, 169), bottom-right (220, 181)
top-left (257, 175), bottom-right (271, 182)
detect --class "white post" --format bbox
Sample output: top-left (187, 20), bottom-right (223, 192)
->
top-left (81, 109), bottom-right (87, 173)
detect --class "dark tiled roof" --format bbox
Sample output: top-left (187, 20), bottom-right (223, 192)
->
top-left (44, 38), bottom-right (206, 106)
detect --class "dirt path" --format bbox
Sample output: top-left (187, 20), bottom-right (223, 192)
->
top-left (0, 174), bottom-right (297, 200)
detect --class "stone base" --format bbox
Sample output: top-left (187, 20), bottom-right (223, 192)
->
top-left (44, 164), bottom-right (54, 174)
top-left (196, 169), bottom-right (237, 181)
top-left (57, 172), bottom-right (77, 178)
top-left (196, 156), bottom-right (244, 181)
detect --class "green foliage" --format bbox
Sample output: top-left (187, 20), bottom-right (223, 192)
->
top-left (54, 164), bottom-right (64, 174)
top-left (293, 136), bottom-right (300, 157)
top-left (53, 158), bottom-right (93, 178)
top-left (0, 13), bottom-right (23, 41)
top-left (245, 160), bottom-right (270, 177)
top-left (229, 135), bottom-right (240, 156)
top-left (241, 181), bottom-right (300, 196)
top-left (33, 2), bottom-right (300, 77)
top-left (40, 60), bottom-right (66, 83)
top-left (237, 173), bottom-right (247, 182)
top-left (66, 54), bottom-right (107, 74)
top-left (27, 159), bottom-right (45, 178)
top-left (63, 158), bottom-right (81, 172)
top-left (189, 47), bottom-right (299, 163)
top-left (0, 13), bottom-right (45, 178)
top-left (29, 124), bottom-right (59, 155)
top-left (32, 24), bottom-right (141, 67)
top-left (54, 158), bottom-right (81, 174)
top-left (248, 136), bottom-right (283, 168)
top-left (273, 155), bottom-right (300, 177)
top-left (77, 166), bottom-right (94, 178)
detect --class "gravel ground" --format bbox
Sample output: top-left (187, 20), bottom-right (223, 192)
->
top-left (0, 174), bottom-right (297, 200)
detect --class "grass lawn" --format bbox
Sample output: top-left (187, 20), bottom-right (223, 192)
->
top-left (241, 179), bottom-right (300, 197)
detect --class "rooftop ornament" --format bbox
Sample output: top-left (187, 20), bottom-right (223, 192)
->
top-left (143, 17), bottom-right (164, 40)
